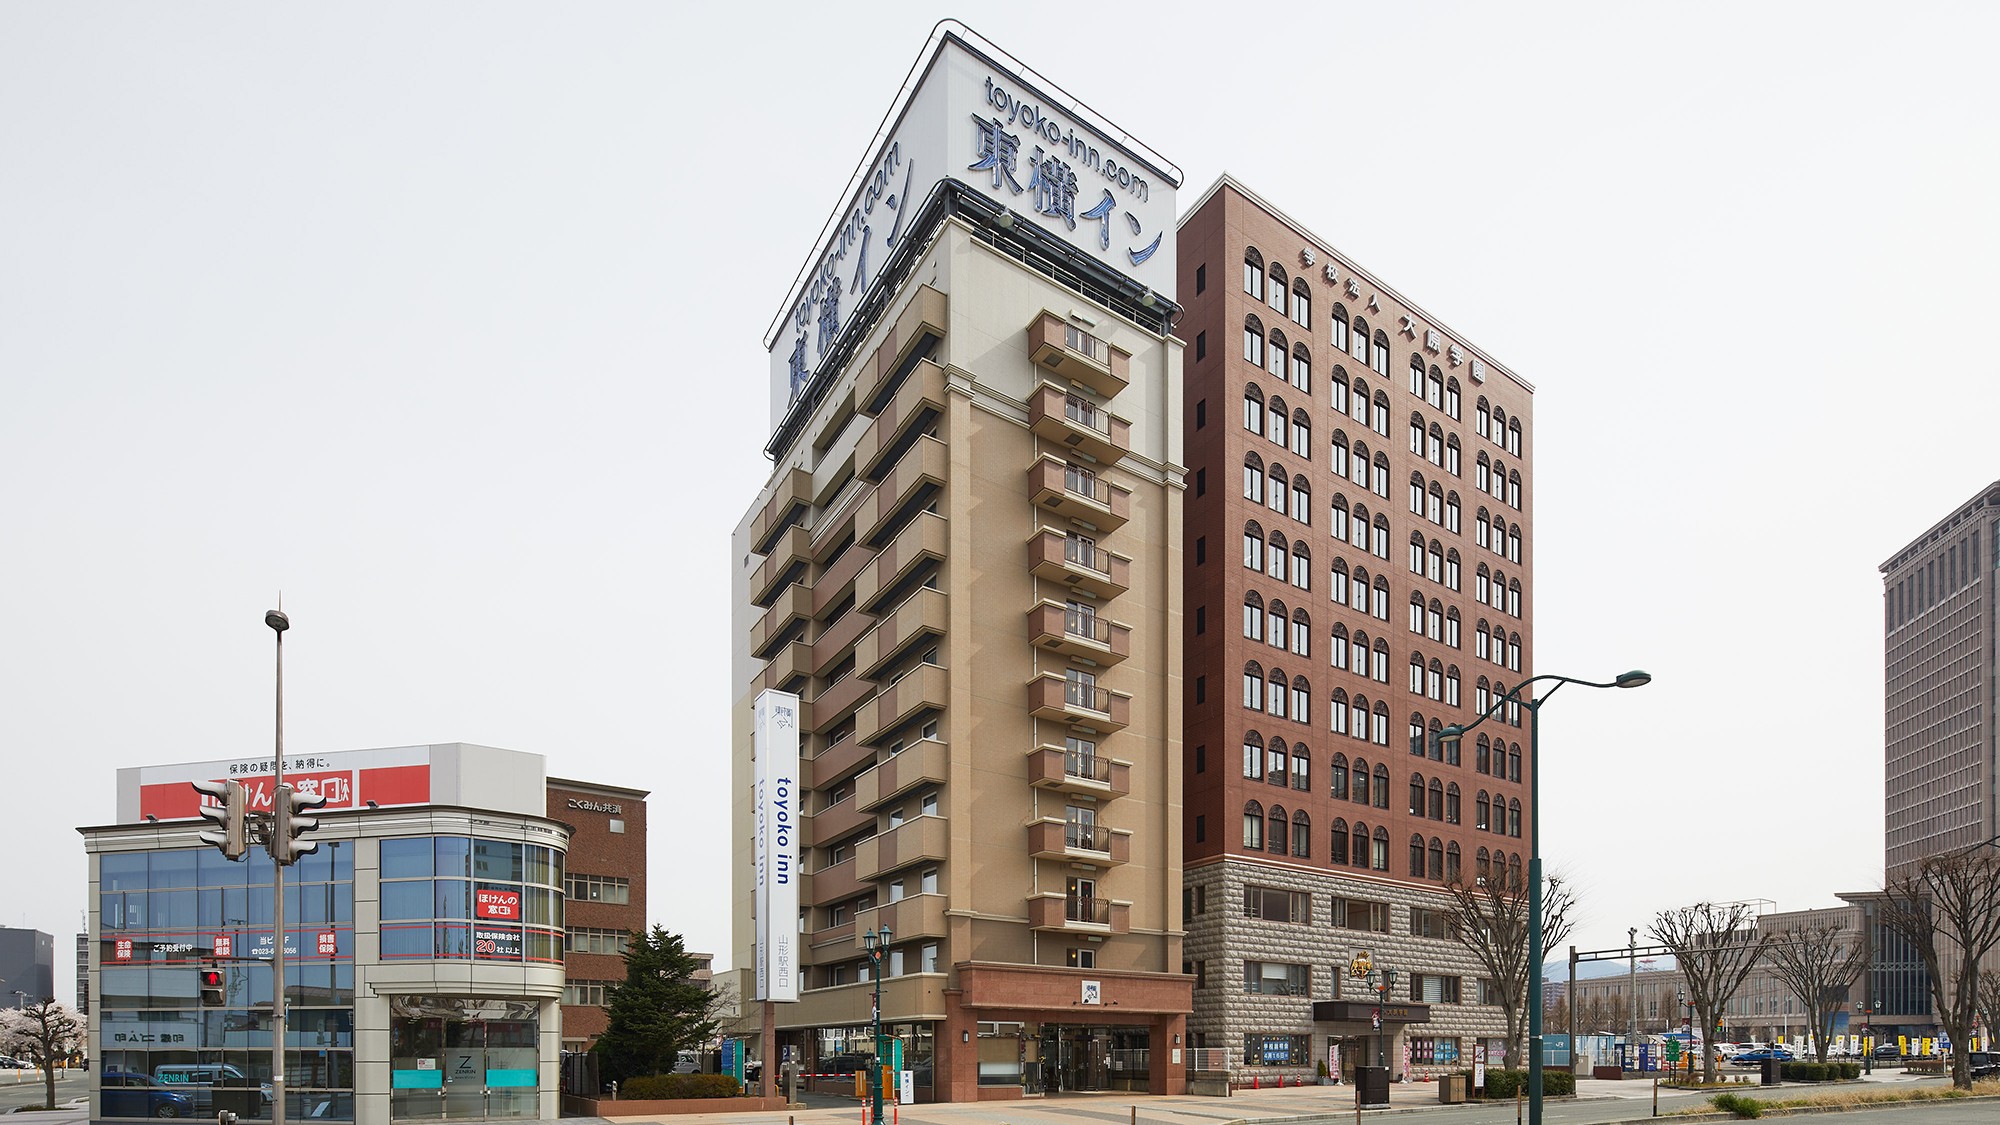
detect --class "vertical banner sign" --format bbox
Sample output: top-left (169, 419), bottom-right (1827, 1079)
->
top-left (753, 690), bottom-right (801, 1002)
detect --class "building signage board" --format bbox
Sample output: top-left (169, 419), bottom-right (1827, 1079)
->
top-left (474, 889), bottom-right (522, 920)
top-left (473, 926), bottom-right (522, 960)
top-left (764, 23), bottom-right (1180, 432)
top-left (134, 745), bottom-right (433, 820)
top-left (752, 690), bottom-right (801, 1002)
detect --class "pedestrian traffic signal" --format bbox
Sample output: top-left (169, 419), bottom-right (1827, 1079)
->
top-left (268, 783), bottom-right (328, 866)
top-left (191, 780), bottom-right (249, 860)
top-left (199, 967), bottom-right (224, 1006)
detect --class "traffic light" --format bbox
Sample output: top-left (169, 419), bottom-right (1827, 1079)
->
top-left (191, 780), bottom-right (249, 860)
top-left (268, 782), bottom-right (327, 865)
top-left (199, 967), bottom-right (224, 1006)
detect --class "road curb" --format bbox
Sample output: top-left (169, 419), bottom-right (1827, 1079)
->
top-left (1589, 1091), bottom-right (2000, 1124)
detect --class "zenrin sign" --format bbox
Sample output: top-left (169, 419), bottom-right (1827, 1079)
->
top-left (764, 21), bottom-right (1180, 434)
top-left (752, 690), bottom-right (801, 1002)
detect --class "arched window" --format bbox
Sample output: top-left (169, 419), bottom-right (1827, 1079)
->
top-left (1372, 637), bottom-right (1391, 684)
top-left (1508, 798), bottom-right (1523, 838)
top-left (1428, 778), bottom-right (1444, 820)
top-left (1266, 737), bottom-right (1289, 787)
top-left (1409, 355), bottom-right (1427, 398)
top-left (1430, 718), bottom-right (1449, 765)
top-left (1350, 821), bottom-right (1369, 868)
top-left (1329, 752), bottom-right (1349, 799)
top-left (1266, 328), bottom-right (1288, 379)
top-left (1266, 394), bottom-right (1288, 444)
top-left (1371, 825), bottom-right (1390, 870)
top-left (1331, 818), bottom-right (1350, 864)
top-left (1291, 278), bottom-right (1311, 330)
top-left (1291, 674), bottom-right (1312, 725)
top-left (1291, 742), bottom-right (1310, 792)
top-left (1446, 842), bottom-right (1462, 884)
top-left (1242, 732), bottom-right (1263, 780)
top-left (1372, 452), bottom-right (1392, 499)
top-left (1445, 434), bottom-right (1462, 476)
top-left (1291, 544), bottom-right (1311, 592)
top-left (1266, 464), bottom-right (1287, 513)
top-left (1475, 791), bottom-right (1492, 831)
top-left (1507, 523), bottom-right (1522, 564)
top-left (1409, 653), bottom-right (1426, 696)
top-left (1352, 757), bottom-right (1371, 805)
top-left (1243, 313), bottom-right (1265, 367)
top-left (1428, 598), bottom-right (1445, 643)
top-left (1445, 491), bottom-right (1461, 533)
top-left (1243, 450), bottom-right (1265, 501)
top-left (1351, 317), bottom-right (1370, 365)
top-left (1475, 451), bottom-right (1491, 494)
top-left (1428, 423), bottom-right (1445, 468)
top-left (1351, 564), bottom-right (1371, 614)
top-left (1427, 365), bottom-right (1444, 410)
top-left (1329, 561), bottom-right (1350, 610)
top-left (1476, 733), bottom-right (1492, 775)
top-left (1372, 517), bottom-right (1392, 563)
top-left (1475, 395), bottom-right (1492, 439)
top-left (1266, 264), bottom-right (1288, 314)
top-left (1243, 800), bottom-right (1265, 849)
top-left (1507, 417), bottom-right (1523, 457)
top-left (1409, 772), bottom-right (1425, 816)
top-left (1243, 247), bottom-right (1265, 300)
top-left (1291, 407), bottom-right (1312, 458)
top-left (1409, 472), bottom-right (1427, 518)
top-left (1427, 658), bottom-right (1445, 704)
top-left (1508, 853), bottom-right (1523, 890)
top-left (1445, 607), bottom-right (1461, 648)
top-left (1351, 377), bottom-right (1371, 427)
top-left (1291, 809), bottom-right (1311, 857)
top-left (1445, 666), bottom-right (1462, 710)
top-left (1428, 483), bottom-right (1444, 527)
top-left (1476, 846), bottom-right (1492, 885)
top-left (1349, 688), bottom-right (1369, 740)
top-left (1243, 519), bottom-right (1265, 572)
top-left (1445, 376), bottom-right (1462, 420)
top-left (1445, 783), bottom-right (1461, 824)
top-left (1291, 343), bottom-right (1312, 393)
top-left (1268, 805), bottom-right (1288, 855)
top-left (1507, 742), bottom-right (1522, 783)
top-left (1267, 530), bottom-right (1288, 581)
top-left (1371, 331), bottom-right (1392, 377)
top-left (1427, 837), bottom-right (1444, 880)
top-left (1330, 432), bottom-right (1350, 480)
top-left (1408, 834), bottom-right (1426, 878)
top-left (1243, 380), bottom-right (1265, 434)
top-left (1330, 304), bottom-right (1349, 352)
top-left (1266, 667), bottom-right (1288, 718)
top-left (1507, 469), bottom-right (1522, 511)
top-left (1243, 661), bottom-right (1265, 711)
top-left (1242, 591), bottom-right (1264, 641)
top-left (1371, 762), bottom-right (1389, 807)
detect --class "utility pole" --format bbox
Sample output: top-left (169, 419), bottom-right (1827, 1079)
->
top-left (1628, 927), bottom-right (1638, 1072)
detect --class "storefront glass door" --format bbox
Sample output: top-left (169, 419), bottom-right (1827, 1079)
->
top-left (390, 998), bottom-right (539, 1120)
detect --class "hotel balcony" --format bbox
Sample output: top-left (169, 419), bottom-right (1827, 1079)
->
top-left (809, 602), bottom-right (874, 680)
top-left (755, 639), bottom-right (813, 696)
top-left (1027, 819), bottom-right (1130, 866)
top-left (855, 663), bottom-right (948, 747)
top-left (1025, 673), bottom-right (1130, 733)
top-left (856, 360), bottom-right (947, 482)
top-left (855, 512), bottom-right (946, 615)
top-left (858, 435), bottom-right (947, 548)
top-left (806, 669), bottom-right (872, 738)
top-left (811, 538), bottom-right (873, 619)
top-left (856, 815), bottom-right (948, 881)
top-left (1026, 600), bottom-right (1130, 666)
top-left (751, 467), bottom-right (812, 556)
top-left (1027, 312), bottom-right (1130, 399)
top-left (859, 284), bottom-right (948, 414)
top-left (1028, 894), bottom-right (1130, 933)
top-left (749, 581), bottom-right (813, 661)
top-left (855, 737), bottom-right (947, 812)
top-left (806, 857), bottom-right (866, 912)
top-left (854, 587), bottom-right (947, 681)
top-left (1028, 456), bottom-right (1129, 532)
top-left (750, 524), bottom-right (812, 609)
top-left (805, 921), bottom-right (858, 964)
top-left (805, 794), bottom-right (872, 850)
top-left (1026, 744), bottom-right (1130, 801)
top-left (1028, 382), bottom-right (1130, 465)
top-left (1027, 528), bottom-right (1130, 600)
top-left (856, 892), bottom-right (948, 944)
top-left (804, 730), bottom-right (874, 792)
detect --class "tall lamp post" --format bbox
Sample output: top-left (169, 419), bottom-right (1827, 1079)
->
top-left (267, 607), bottom-right (290, 1125)
top-left (1439, 669), bottom-right (1650, 1125)
top-left (1365, 968), bottom-right (1398, 1072)
top-left (861, 925), bottom-right (892, 1124)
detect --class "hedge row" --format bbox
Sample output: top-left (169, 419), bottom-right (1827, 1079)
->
top-left (618, 1073), bottom-right (744, 1100)
top-left (1463, 1069), bottom-right (1577, 1098)
top-left (1778, 1061), bottom-right (1861, 1082)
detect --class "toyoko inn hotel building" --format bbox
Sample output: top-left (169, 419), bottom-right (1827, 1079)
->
top-left (79, 744), bottom-right (647, 1124)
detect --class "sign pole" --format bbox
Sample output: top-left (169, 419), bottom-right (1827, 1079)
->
top-left (268, 609), bottom-right (288, 1125)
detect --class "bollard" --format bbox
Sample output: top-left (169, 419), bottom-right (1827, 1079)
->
top-left (1652, 1077), bottom-right (1658, 1117)
top-left (1131, 1106), bottom-right (1137, 1125)
top-left (1516, 1085), bottom-right (1523, 1125)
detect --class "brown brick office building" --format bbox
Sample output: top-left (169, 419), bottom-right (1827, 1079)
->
top-left (548, 777), bottom-right (649, 1051)
top-left (1177, 177), bottom-right (1535, 1081)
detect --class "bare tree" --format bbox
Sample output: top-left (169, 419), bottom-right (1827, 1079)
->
top-left (1763, 914), bottom-right (1869, 1063)
top-left (1979, 973), bottom-right (2000, 1056)
top-left (1880, 849), bottom-right (2000, 1090)
top-left (1444, 871), bottom-right (1576, 1068)
top-left (0, 999), bottom-right (84, 1110)
top-left (1649, 903), bottom-right (1770, 1084)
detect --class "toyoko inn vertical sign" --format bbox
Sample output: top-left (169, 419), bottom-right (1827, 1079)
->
top-left (752, 690), bottom-right (801, 1002)
top-left (765, 22), bottom-right (1180, 431)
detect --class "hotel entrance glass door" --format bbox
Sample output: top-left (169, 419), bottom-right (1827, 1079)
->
top-left (390, 998), bottom-right (540, 1120)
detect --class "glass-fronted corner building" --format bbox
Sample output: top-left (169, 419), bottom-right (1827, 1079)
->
top-left (81, 744), bottom-right (572, 1124)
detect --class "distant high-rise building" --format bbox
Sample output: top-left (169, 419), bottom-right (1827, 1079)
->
top-left (1880, 481), bottom-right (2000, 872)
top-left (0, 927), bottom-right (56, 1009)
top-left (74, 933), bottom-right (88, 1013)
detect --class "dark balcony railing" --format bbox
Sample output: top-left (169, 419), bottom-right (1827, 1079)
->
top-left (1063, 679), bottom-right (1111, 712)
top-left (1065, 325), bottom-right (1106, 362)
top-left (1066, 895), bottom-right (1111, 923)
top-left (1063, 537), bottom-right (1111, 576)
top-left (1063, 609), bottom-right (1111, 645)
top-left (1063, 395), bottom-right (1110, 435)
top-left (1063, 466), bottom-right (1107, 505)
top-left (1064, 751), bottom-right (1111, 784)
top-left (1064, 823), bottom-right (1112, 852)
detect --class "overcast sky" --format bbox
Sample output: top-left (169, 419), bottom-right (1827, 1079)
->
top-left (5, 3), bottom-right (1998, 1002)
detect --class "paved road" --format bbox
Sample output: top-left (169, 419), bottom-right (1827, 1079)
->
top-left (0, 1069), bottom-right (86, 1113)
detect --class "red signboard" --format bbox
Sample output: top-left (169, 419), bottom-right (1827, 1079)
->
top-left (114, 939), bottom-right (133, 962)
top-left (474, 889), bottom-right (521, 921)
top-left (317, 931), bottom-right (337, 956)
top-left (140, 763), bottom-right (430, 821)
top-left (213, 935), bottom-right (233, 958)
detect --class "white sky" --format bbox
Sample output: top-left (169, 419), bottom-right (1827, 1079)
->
top-left (5, 3), bottom-right (1998, 1002)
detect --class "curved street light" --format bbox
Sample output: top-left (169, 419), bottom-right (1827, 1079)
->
top-left (1439, 670), bottom-right (1650, 1125)
top-left (861, 925), bottom-right (893, 1123)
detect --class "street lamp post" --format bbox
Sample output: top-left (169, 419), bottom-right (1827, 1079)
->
top-left (1366, 968), bottom-right (1399, 1074)
top-left (861, 925), bottom-right (892, 1124)
top-left (1439, 669), bottom-right (1650, 1125)
top-left (267, 607), bottom-right (290, 1125)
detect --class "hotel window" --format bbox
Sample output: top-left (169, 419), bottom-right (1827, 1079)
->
top-left (1446, 435), bottom-right (1462, 475)
top-left (1409, 355), bottom-right (1427, 397)
top-left (1352, 757), bottom-right (1371, 804)
top-left (1267, 330), bottom-right (1288, 378)
top-left (1350, 317), bottom-right (1369, 364)
top-left (1242, 733), bottom-right (1264, 780)
top-left (1445, 377), bottom-right (1461, 420)
top-left (1291, 746), bottom-right (1311, 793)
top-left (1329, 433), bottom-right (1349, 478)
top-left (1267, 263), bottom-right (1288, 314)
top-left (1329, 561), bottom-right (1349, 605)
top-left (1291, 346), bottom-right (1311, 393)
top-left (1243, 522), bottom-right (1264, 571)
top-left (1427, 367), bottom-right (1443, 409)
top-left (1291, 546), bottom-right (1311, 591)
top-left (1242, 800), bottom-right (1265, 849)
top-left (1290, 413), bottom-right (1311, 457)
top-left (1243, 384), bottom-right (1264, 434)
top-left (1291, 678), bottom-right (1311, 724)
top-left (1330, 305), bottom-right (1349, 351)
top-left (1243, 962), bottom-right (1311, 996)
top-left (1243, 592), bottom-right (1263, 641)
top-left (1292, 279), bottom-right (1311, 328)
top-left (1507, 419), bottom-right (1522, 456)
top-left (1371, 394), bottom-right (1390, 438)
top-left (1445, 609), bottom-right (1460, 648)
top-left (1243, 248), bottom-right (1265, 300)
top-left (1291, 611), bottom-right (1311, 657)
top-left (1244, 315), bottom-right (1265, 367)
top-left (1371, 826), bottom-right (1390, 870)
